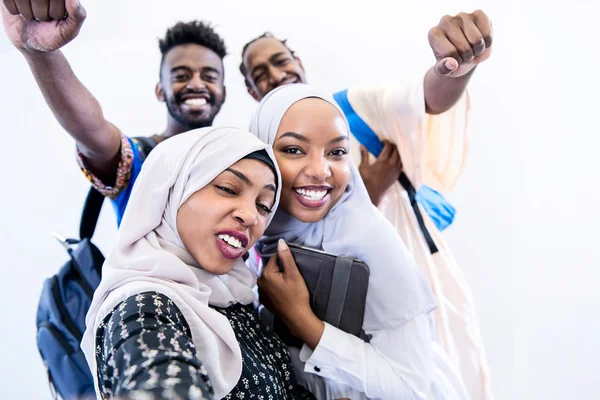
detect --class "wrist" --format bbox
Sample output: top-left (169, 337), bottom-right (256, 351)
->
top-left (369, 193), bottom-right (382, 207)
top-left (21, 48), bottom-right (59, 60)
top-left (364, 179), bottom-right (383, 206)
top-left (285, 309), bottom-right (324, 350)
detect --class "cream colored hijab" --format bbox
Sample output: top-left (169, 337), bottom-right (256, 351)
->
top-left (81, 127), bottom-right (281, 398)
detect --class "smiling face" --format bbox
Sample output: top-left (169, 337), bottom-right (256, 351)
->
top-left (156, 43), bottom-right (226, 130)
top-left (272, 98), bottom-right (351, 223)
top-left (242, 37), bottom-right (307, 101)
top-left (177, 158), bottom-right (276, 274)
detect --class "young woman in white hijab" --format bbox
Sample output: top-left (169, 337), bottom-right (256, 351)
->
top-left (81, 127), bottom-right (315, 399)
top-left (248, 84), bottom-right (470, 400)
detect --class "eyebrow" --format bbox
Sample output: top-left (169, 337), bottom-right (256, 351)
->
top-left (170, 65), bottom-right (221, 75)
top-left (170, 66), bottom-right (191, 74)
top-left (328, 135), bottom-right (349, 144)
top-left (277, 131), bottom-right (349, 145)
top-left (269, 52), bottom-right (287, 63)
top-left (225, 168), bottom-right (277, 193)
top-left (278, 132), bottom-right (309, 142)
top-left (225, 168), bottom-right (252, 186)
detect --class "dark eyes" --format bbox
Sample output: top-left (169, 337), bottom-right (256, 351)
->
top-left (256, 204), bottom-right (272, 214)
top-left (329, 149), bottom-right (348, 157)
top-left (216, 186), bottom-right (272, 215)
top-left (172, 73), bottom-right (218, 83)
top-left (217, 186), bottom-right (236, 195)
top-left (282, 147), bottom-right (303, 155)
top-left (252, 59), bottom-right (288, 82)
top-left (282, 147), bottom-right (347, 157)
top-left (173, 73), bottom-right (190, 82)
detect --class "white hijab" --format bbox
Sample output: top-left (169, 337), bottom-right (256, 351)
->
top-left (81, 127), bottom-right (281, 399)
top-left (249, 84), bottom-right (437, 332)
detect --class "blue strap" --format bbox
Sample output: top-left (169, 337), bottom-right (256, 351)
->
top-left (334, 90), bottom-right (384, 157)
top-left (334, 89), bottom-right (456, 234)
top-left (415, 186), bottom-right (456, 232)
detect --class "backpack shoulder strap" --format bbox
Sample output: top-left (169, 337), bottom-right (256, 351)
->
top-left (79, 188), bottom-right (104, 240)
top-left (79, 136), bottom-right (158, 240)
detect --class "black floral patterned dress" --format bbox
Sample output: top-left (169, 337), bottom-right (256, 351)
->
top-left (213, 303), bottom-right (314, 400)
top-left (95, 292), bottom-right (314, 400)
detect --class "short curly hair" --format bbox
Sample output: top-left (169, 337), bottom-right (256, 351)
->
top-left (239, 32), bottom-right (296, 88)
top-left (159, 21), bottom-right (227, 68)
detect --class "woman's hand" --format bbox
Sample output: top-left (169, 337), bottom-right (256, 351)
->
top-left (258, 239), bottom-right (324, 349)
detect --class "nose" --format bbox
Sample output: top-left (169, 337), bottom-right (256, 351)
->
top-left (232, 202), bottom-right (259, 227)
top-left (267, 65), bottom-right (287, 86)
top-left (303, 154), bottom-right (331, 181)
top-left (186, 72), bottom-right (206, 91)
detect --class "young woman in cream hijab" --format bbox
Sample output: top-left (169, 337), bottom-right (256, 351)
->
top-left (249, 84), bottom-right (470, 400)
top-left (81, 127), bottom-right (314, 399)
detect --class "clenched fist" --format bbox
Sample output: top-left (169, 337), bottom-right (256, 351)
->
top-left (1, 0), bottom-right (86, 53)
top-left (429, 10), bottom-right (493, 78)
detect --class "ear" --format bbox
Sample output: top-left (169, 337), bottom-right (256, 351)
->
top-left (155, 82), bottom-right (165, 102)
top-left (243, 74), bottom-right (262, 101)
top-left (222, 85), bottom-right (227, 103)
top-left (248, 86), bottom-right (262, 102)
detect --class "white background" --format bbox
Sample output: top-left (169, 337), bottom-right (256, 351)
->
top-left (1, 0), bottom-right (598, 399)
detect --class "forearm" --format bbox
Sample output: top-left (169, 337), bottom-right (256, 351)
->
top-left (22, 49), bottom-right (119, 159)
top-left (424, 66), bottom-right (474, 115)
top-left (100, 292), bottom-right (214, 399)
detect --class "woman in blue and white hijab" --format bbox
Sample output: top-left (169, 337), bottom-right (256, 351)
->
top-left (249, 84), bottom-right (470, 400)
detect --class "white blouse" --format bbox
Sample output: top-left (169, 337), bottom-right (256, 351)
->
top-left (290, 316), bottom-right (469, 399)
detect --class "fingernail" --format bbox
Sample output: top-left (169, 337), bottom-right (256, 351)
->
top-left (446, 59), bottom-right (457, 70)
top-left (278, 238), bottom-right (287, 251)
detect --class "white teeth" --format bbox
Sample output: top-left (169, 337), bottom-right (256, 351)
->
top-left (217, 234), bottom-right (242, 249)
top-left (184, 98), bottom-right (207, 106)
top-left (295, 188), bottom-right (327, 201)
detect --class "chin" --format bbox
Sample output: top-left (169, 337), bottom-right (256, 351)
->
top-left (200, 259), bottom-right (237, 276)
top-left (184, 113), bottom-right (210, 123)
top-left (291, 207), bottom-right (328, 223)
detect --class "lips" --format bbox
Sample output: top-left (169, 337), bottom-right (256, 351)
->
top-left (292, 185), bottom-right (332, 208)
top-left (179, 93), bottom-right (211, 111)
top-left (215, 230), bottom-right (249, 260)
top-left (183, 98), bottom-right (207, 106)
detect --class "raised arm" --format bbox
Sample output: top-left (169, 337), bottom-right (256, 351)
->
top-left (97, 291), bottom-right (214, 399)
top-left (424, 10), bottom-right (492, 114)
top-left (1, 0), bottom-right (121, 182)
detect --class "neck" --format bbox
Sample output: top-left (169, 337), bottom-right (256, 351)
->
top-left (158, 115), bottom-right (213, 142)
top-left (159, 117), bottom-right (189, 140)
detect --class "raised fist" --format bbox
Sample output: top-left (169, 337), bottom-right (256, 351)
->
top-left (429, 10), bottom-right (493, 77)
top-left (1, 0), bottom-right (86, 53)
